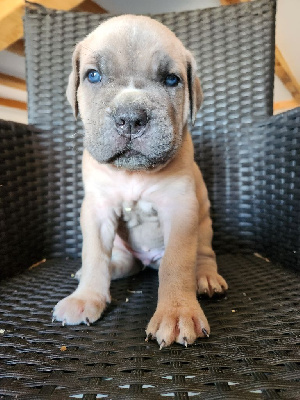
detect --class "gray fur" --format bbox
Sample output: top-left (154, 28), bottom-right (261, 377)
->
top-left (67, 15), bottom-right (201, 171)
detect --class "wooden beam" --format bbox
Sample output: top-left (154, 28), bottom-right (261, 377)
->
top-left (0, 72), bottom-right (26, 91)
top-left (220, 0), bottom-right (249, 4)
top-left (34, 0), bottom-right (91, 11)
top-left (0, 0), bottom-right (106, 52)
top-left (275, 46), bottom-right (300, 104)
top-left (7, 39), bottom-right (25, 56)
top-left (0, 97), bottom-right (27, 110)
top-left (274, 99), bottom-right (299, 112)
top-left (0, 0), bottom-right (24, 52)
top-left (74, 0), bottom-right (106, 13)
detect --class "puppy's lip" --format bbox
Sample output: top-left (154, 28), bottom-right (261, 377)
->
top-left (107, 147), bottom-right (141, 163)
top-left (122, 149), bottom-right (140, 157)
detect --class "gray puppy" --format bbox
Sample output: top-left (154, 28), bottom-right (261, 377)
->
top-left (53, 15), bottom-right (228, 348)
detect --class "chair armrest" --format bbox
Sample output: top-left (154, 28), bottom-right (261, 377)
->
top-left (0, 120), bottom-right (47, 279)
top-left (1, 107), bottom-right (299, 277)
top-left (253, 107), bottom-right (300, 271)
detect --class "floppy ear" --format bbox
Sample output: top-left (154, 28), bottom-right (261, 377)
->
top-left (66, 43), bottom-right (82, 118)
top-left (186, 52), bottom-right (203, 125)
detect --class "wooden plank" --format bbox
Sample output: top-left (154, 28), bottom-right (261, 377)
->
top-left (274, 99), bottom-right (299, 112)
top-left (4, 1), bottom-right (105, 56)
top-left (220, 0), bottom-right (249, 4)
top-left (0, 73), bottom-right (26, 91)
top-left (0, 0), bottom-right (103, 51)
top-left (35, 0), bottom-right (88, 11)
top-left (0, 97), bottom-right (27, 110)
top-left (0, 0), bottom-right (24, 52)
top-left (275, 46), bottom-right (300, 104)
top-left (74, 0), bottom-right (106, 13)
top-left (7, 39), bottom-right (25, 56)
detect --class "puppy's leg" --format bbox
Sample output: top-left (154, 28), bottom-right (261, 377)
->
top-left (110, 235), bottom-right (143, 280)
top-left (146, 193), bottom-right (210, 347)
top-left (194, 165), bottom-right (228, 297)
top-left (196, 217), bottom-right (228, 297)
top-left (74, 237), bottom-right (142, 282)
top-left (53, 196), bottom-right (118, 325)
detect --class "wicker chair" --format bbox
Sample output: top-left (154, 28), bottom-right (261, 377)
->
top-left (1, 0), bottom-right (299, 398)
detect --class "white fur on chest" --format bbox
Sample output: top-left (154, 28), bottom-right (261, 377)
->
top-left (122, 200), bottom-right (158, 228)
top-left (118, 199), bottom-right (164, 262)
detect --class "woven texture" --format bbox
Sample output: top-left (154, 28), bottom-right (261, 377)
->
top-left (211, 107), bottom-right (300, 267)
top-left (23, 0), bottom-right (276, 258)
top-left (1, 108), bottom-right (299, 275)
top-left (1, 1), bottom-right (300, 397)
top-left (252, 108), bottom-right (300, 270)
top-left (0, 121), bottom-right (47, 277)
top-left (0, 255), bottom-right (299, 399)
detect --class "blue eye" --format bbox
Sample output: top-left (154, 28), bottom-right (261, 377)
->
top-left (87, 70), bottom-right (101, 83)
top-left (164, 74), bottom-right (180, 87)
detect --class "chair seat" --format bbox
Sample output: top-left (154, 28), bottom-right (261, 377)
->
top-left (0, 254), bottom-right (299, 399)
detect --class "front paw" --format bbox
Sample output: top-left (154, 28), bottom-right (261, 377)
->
top-left (197, 268), bottom-right (228, 297)
top-left (52, 292), bottom-right (108, 325)
top-left (145, 299), bottom-right (210, 348)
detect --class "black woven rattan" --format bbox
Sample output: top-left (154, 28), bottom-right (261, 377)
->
top-left (0, 255), bottom-right (299, 399)
top-left (0, 121), bottom-right (48, 277)
top-left (0, 0), bottom-right (299, 398)
top-left (23, 0), bottom-right (276, 257)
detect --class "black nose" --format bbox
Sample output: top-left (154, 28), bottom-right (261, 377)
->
top-left (114, 107), bottom-right (148, 138)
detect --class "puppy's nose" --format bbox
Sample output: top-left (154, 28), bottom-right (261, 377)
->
top-left (114, 107), bottom-right (148, 138)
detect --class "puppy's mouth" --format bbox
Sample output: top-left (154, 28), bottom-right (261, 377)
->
top-left (107, 145), bottom-right (169, 171)
top-left (107, 147), bottom-right (142, 163)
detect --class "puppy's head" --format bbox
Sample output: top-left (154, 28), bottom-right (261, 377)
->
top-left (67, 15), bottom-right (202, 171)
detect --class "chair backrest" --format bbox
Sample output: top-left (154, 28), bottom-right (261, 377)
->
top-left (24, 0), bottom-right (276, 258)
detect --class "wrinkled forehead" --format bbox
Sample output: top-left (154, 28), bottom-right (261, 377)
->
top-left (78, 16), bottom-right (188, 74)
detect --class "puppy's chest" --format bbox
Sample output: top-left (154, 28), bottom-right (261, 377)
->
top-left (117, 200), bottom-right (164, 250)
top-left (121, 200), bottom-right (158, 226)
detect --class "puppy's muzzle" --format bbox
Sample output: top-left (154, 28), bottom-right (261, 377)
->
top-left (114, 106), bottom-right (149, 139)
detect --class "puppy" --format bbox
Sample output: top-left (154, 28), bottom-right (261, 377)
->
top-left (53, 15), bottom-right (228, 348)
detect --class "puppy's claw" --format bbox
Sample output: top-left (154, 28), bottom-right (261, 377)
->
top-left (86, 317), bottom-right (90, 326)
top-left (159, 340), bottom-right (166, 350)
top-left (202, 328), bottom-right (209, 338)
top-left (62, 319), bottom-right (66, 327)
top-left (145, 333), bottom-right (152, 342)
top-left (52, 317), bottom-right (55, 323)
top-left (183, 337), bottom-right (188, 348)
